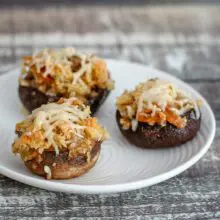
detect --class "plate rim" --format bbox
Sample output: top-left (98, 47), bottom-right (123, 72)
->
top-left (0, 59), bottom-right (216, 194)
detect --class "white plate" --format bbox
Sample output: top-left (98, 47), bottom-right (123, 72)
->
top-left (0, 59), bottom-right (215, 194)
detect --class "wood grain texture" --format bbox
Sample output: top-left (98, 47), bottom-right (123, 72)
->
top-left (0, 4), bottom-right (220, 220)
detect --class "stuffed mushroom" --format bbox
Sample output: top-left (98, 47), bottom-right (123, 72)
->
top-left (19, 48), bottom-right (114, 114)
top-left (12, 98), bottom-right (109, 179)
top-left (116, 78), bottom-right (201, 148)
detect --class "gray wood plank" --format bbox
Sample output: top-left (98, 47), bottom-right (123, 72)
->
top-left (1, 5), bottom-right (219, 34)
top-left (0, 174), bottom-right (220, 219)
top-left (1, 5), bottom-right (220, 81)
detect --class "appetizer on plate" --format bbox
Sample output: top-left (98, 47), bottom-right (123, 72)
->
top-left (19, 48), bottom-right (114, 114)
top-left (116, 78), bottom-right (201, 148)
top-left (12, 98), bottom-right (109, 179)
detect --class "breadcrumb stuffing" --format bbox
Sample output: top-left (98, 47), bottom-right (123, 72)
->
top-left (12, 98), bottom-right (109, 162)
top-left (19, 48), bottom-right (114, 103)
top-left (116, 78), bottom-right (198, 130)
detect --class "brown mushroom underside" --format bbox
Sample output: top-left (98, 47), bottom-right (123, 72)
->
top-left (19, 85), bottom-right (110, 115)
top-left (116, 109), bottom-right (201, 149)
top-left (24, 142), bottom-right (101, 179)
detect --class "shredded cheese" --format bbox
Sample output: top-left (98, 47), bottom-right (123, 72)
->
top-left (12, 98), bottom-right (109, 162)
top-left (137, 80), bottom-right (182, 116)
top-left (28, 102), bottom-right (90, 154)
top-left (20, 48), bottom-right (113, 99)
top-left (131, 119), bottom-right (138, 132)
top-left (116, 78), bottom-right (198, 130)
top-left (44, 165), bottom-right (52, 179)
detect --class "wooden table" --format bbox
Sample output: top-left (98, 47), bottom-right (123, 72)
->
top-left (0, 4), bottom-right (220, 219)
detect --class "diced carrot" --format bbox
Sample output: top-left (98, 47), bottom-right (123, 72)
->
top-left (144, 109), bottom-right (152, 114)
top-left (159, 112), bottom-right (166, 121)
top-left (137, 108), bottom-right (186, 128)
top-left (164, 108), bottom-right (186, 128)
top-left (137, 112), bottom-right (165, 125)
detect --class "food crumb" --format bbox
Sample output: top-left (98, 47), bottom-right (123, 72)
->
top-left (44, 165), bottom-right (52, 179)
top-left (52, 163), bottom-right (56, 167)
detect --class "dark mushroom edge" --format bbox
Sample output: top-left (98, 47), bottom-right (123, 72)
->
top-left (116, 109), bottom-right (201, 149)
top-left (25, 142), bottom-right (101, 180)
top-left (19, 85), bottom-right (110, 115)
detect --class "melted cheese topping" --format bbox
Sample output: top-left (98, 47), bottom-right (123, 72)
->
top-left (20, 48), bottom-right (114, 99)
top-left (44, 165), bottom-right (52, 179)
top-left (32, 48), bottom-right (92, 82)
top-left (12, 99), bottom-right (109, 161)
top-left (116, 78), bottom-right (198, 130)
top-left (29, 102), bottom-right (90, 155)
top-left (136, 79), bottom-right (192, 116)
